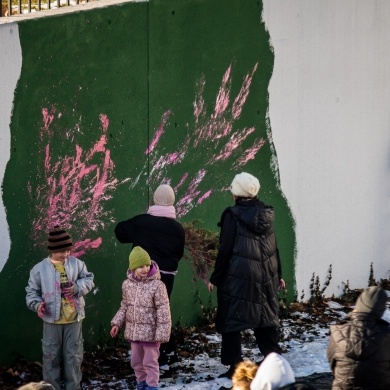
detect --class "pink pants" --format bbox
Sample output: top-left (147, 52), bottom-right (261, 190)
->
top-left (131, 342), bottom-right (160, 387)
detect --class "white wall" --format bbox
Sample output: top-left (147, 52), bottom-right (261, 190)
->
top-left (263, 0), bottom-right (390, 298)
top-left (0, 23), bottom-right (21, 271)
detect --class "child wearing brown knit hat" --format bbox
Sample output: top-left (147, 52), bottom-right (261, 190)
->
top-left (110, 246), bottom-right (171, 390)
top-left (26, 226), bottom-right (95, 390)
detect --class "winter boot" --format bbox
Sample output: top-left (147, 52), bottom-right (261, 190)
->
top-left (159, 365), bottom-right (175, 383)
top-left (166, 351), bottom-right (178, 365)
top-left (218, 365), bottom-right (236, 379)
top-left (136, 381), bottom-right (147, 390)
top-left (158, 350), bottom-right (169, 366)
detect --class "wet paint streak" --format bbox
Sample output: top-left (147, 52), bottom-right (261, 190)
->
top-left (212, 65), bottom-right (232, 119)
top-left (193, 76), bottom-right (205, 125)
top-left (232, 63), bottom-right (258, 119)
top-left (175, 169), bottom-right (206, 216)
top-left (197, 190), bottom-right (212, 204)
top-left (29, 110), bottom-right (119, 257)
top-left (174, 173), bottom-right (189, 192)
top-left (99, 114), bottom-right (109, 132)
top-left (135, 62), bottom-right (265, 217)
top-left (235, 138), bottom-right (266, 167)
top-left (41, 107), bottom-right (56, 138)
top-left (211, 127), bottom-right (256, 162)
top-left (73, 237), bottom-right (103, 258)
top-left (145, 111), bottom-right (172, 155)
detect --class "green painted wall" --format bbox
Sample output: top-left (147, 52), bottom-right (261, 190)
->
top-left (0, 0), bottom-right (295, 363)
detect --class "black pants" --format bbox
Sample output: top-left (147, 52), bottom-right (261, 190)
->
top-left (221, 327), bottom-right (281, 366)
top-left (159, 273), bottom-right (176, 362)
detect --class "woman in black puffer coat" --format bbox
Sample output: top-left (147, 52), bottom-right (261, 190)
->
top-left (208, 172), bottom-right (285, 379)
top-left (327, 286), bottom-right (390, 390)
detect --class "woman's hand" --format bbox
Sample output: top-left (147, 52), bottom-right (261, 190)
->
top-left (110, 325), bottom-right (119, 338)
top-left (208, 282), bottom-right (214, 293)
top-left (278, 279), bottom-right (286, 290)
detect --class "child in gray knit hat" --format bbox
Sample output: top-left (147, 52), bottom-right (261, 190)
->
top-left (354, 285), bottom-right (388, 317)
top-left (327, 286), bottom-right (390, 390)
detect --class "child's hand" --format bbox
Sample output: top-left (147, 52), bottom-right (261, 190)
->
top-left (63, 281), bottom-right (75, 298)
top-left (37, 302), bottom-right (46, 318)
top-left (110, 326), bottom-right (119, 338)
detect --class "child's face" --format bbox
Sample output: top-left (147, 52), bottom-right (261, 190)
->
top-left (50, 250), bottom-right (71, 262)
top-left (134, 264), bottom-right (151, 279)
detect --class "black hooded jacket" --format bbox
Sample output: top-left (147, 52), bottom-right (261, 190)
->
top-left (210, 198), bottom-right (282, 334)
top-left (327, 312), bottom-right (390, 390)
top-left (115, 214), bottom-right (185, 272)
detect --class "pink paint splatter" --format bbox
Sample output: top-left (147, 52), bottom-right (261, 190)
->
top-left (211, 127), bottom-right (256, 162)
top-left (29, 62), bottom-right (267, 261)
top-left (72, 237), bottom-right (103, 258)
top-left (236, 138), bottom-right (266, 167)
top-left (232, 63), bottom-right (258, 119)
top-left (99, 114), bottom-right (109, 132)
top-left (197, 190), bottom-right (212, 204)
top-left (131, 62), bottom-right (266, 217)
top-left (41, 106), bottom-right (56, 139)
top-left (145, 111), bottom-right (172, 155)
top-left (212, 65), bottom-right (232, 119)
top-left (193, 76), bottom-right (206, 124)
top-left (30, 111), bottom-right (119, 256)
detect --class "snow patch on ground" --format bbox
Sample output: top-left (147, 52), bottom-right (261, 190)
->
top-left (81, 303), bottom-right (390, 389)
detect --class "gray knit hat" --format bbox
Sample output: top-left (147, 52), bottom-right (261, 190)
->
top-left (355, 286), bottom-right (388, 317)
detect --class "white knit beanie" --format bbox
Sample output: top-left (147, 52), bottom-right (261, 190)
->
top-left (230, 172), bottom-right (260, 198)
top-left (250, 353), bottom-right (295, 390)
top-left (153, 184), bottom-right (175, 206)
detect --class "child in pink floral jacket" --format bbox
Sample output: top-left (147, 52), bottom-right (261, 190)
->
top-left (110, 246), bottom-right (171, 390)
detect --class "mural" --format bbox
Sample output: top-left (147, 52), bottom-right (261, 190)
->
top-left (0, 0), bottom-right (295, 362)
top-left (132, 62), bottom-right (264, 218)
top-left (27, 62), bottom-right (266, 262)
top-left (29, 109), bottom-right (118, 257)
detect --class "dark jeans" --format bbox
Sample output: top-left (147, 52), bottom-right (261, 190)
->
top-left (221, 326), bottom-right (281, 366)
top-left (159, 273), bottom-right (176, 362)
top-left (160, 273), bottom-right (174, 298)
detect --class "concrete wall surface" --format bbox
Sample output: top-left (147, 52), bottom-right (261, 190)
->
top-left (263, 0), bottom-right (390, 299)
top-left (0, 0), bottom-right (389, 362)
